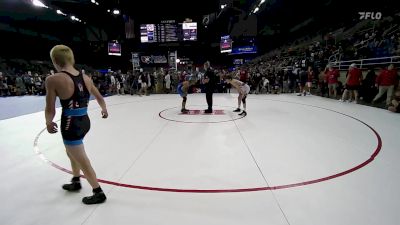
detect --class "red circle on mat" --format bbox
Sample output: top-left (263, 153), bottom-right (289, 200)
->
top-left (34, 100), bottom-right (382, 193)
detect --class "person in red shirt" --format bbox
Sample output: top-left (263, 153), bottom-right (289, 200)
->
top-left (340, 63), bottom-right (362, 103)
top-left (373, 64), bottom-right (398, 105)
top-left (325, 64), bottom-right (340, 98)
top-left (239, 67), bottom-right (248, 83)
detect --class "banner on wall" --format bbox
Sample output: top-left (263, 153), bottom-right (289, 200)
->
top-left (140, 55), bottom-right (168, 64)
top-left (230, 46), bottom-right (257, 55)
top-left (168, 51), bottom-right (177, 70)
top-left (132, 53), bottom-right (140, 69)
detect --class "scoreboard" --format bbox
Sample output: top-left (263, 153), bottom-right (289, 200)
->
top-left (159, 23), bottom-right (180, 42)
top-left (140, 22), bottom-right (197, 43)
top-left (140, 24), bottom-right (157, 43)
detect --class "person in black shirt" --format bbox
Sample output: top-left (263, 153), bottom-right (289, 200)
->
top-left (203, 61), bottom-right (216, 113)
top-left (361, 68), bottom-right (377, 103)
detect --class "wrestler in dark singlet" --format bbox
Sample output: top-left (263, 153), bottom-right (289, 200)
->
top-left (46, 45), bottom-right (108, 205)
top-left (60, 71), bottom-right (91, 145)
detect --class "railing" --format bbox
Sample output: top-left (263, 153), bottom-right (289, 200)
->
top-left (387, 26), bottom-right (400, 37)
top-left (383, 24), bottom-right (398, 37)
top-left (331, 56), bottom-right (400, 70)
top-left (328, 50), bottom-right (341, 62)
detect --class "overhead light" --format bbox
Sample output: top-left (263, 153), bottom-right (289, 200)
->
top-left (71, 16), bottom-right (80, 22)
top-left (176, 59), bottom-right (181, 63)
top-left (32, 0), bottom-right (49, 8)
top-left (107, 9), bottom-right (111, 13)
top-left (56, 10), bottom-right (66, 16)
top-left (113, 9), bottom-right (120, 15)
top-left (95, 2), bottom-right (99, 5)
top-left (91, 0), bottom-right (95, 3)
top-left (221, 4), bottom-right (226, 9)
top-left (260, 0), bottom-right (266, 4)
top-left (253, 7), bottom-right (259, 13)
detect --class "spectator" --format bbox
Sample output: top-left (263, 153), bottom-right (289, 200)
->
top-left (116, 79), bottom-right (122, 95)
top-left (388, 90), bottom-right (400, 113)
top-left (261, 76), bottom-right (270, 93)
top-left (6, 75), bottom-right (16, 95)
top-left (150, 72), bottom-right (155, 94)
top-left (24, 71), bottom-right (33, 94)
top-left (288, 69), bottom-right (296, 93)
top-left (164, 70), bottom-right (171, 93)
top-left (373, 64), bottom-right (398, 106)
top-left (123, 73), bottom-right (129, 94)
top-left (340, 63), bottom-right (362, 103)
top-left (116, 72), bottom-right (124, 95)
top-left (239, 67), bottom-right (249, 83)
top-left (110, 72), bottom-right (117, 95)
top-left (253, 72), bottom-right (262, 94)
top-left (129, 72), bottom-right (139, 95)
top-left (0, 72), bottom-right (9, 96)
top-left (155, 69), bottom-right (164, 94)
top-left (15, 74), bottom-right (26, 95)
top-left (138, 72), bottom-right (147, 96)
top-left (33, 73), bottom-right (42, 95)
top-left (360, 67), bottom-right (377, 103)
top-left (305, 66), bottom-right (314, 95)
top-left (319, 67), bottom-right (329, 97)
top-left (325, 64), bottom-right (340, 98)
top-left (282, 70), bottom-right (289, 93)
top-left (297, 68), bottom-right (308, 96)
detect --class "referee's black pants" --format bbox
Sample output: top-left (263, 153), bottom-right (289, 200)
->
top-left (205, 85), bottom-right (214, 110)
top-left (206, 91), bottom-right (213, 110)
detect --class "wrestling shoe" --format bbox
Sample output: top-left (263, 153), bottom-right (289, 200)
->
top-left (82, 191), bottom-right (107, 205)
top-left (238, 111), bottom-right (247, 116)
top-left (233, 108), bottom-right (241, 112)
top-left (62, 179), bottom-right (82, 192)
top-left (181, 108), bottom-right (189, 113)
top-left (204, 109), bottom-right (213, 114)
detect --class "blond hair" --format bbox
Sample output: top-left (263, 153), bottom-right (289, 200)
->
top-left (50, 45), bottom-right (75, 67)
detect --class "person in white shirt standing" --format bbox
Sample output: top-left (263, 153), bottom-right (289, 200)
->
top-left (110, 72), bottom-right (116, 95)
top-left (165, 71), bottom-right (171, 94)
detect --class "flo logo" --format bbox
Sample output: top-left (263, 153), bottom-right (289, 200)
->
top-left (359, 12), bottom-right (382, 20)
